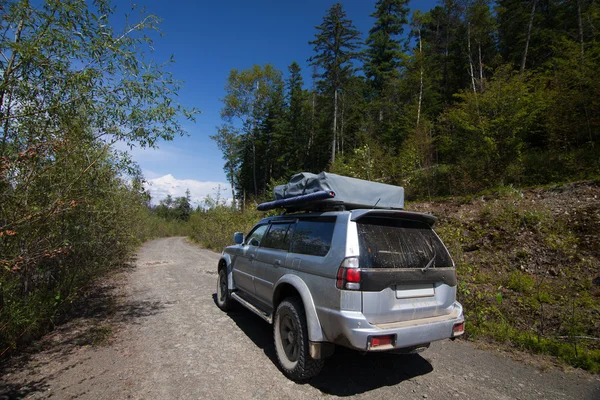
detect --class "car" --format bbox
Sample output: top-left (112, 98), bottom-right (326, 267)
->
top-left (215, 173), bottom-right (464, 380)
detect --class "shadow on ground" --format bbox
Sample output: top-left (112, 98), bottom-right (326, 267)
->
top-left (0, 262), bottom-right (164, 400)
top-left (215, 293), bottom-right (433, 397)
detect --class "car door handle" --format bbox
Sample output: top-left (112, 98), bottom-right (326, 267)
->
top-left (274, 259), bottom-right (281, 267)
top-left (249, 254), bottom-right (255, 261)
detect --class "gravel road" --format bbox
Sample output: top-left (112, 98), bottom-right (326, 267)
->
top-left (2, 237), bottom-right (599, 399)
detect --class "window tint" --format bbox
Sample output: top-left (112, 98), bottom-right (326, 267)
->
top-left (290, 218), bottom-right (336, 257)
top-left (261, 223), bottom-right (293, 251)
top-left (357, 217), bottom-right (452, 269)
top-left (245, 224), bottom-right (268, 247)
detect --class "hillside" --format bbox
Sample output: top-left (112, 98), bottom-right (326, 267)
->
top-left (409, 181), bottom-right (600, 371)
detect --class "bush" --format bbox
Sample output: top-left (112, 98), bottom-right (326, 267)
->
top-left (505, 271), bottom-right (535, 293)
top-left (188, 205), bottom-right (262, 251)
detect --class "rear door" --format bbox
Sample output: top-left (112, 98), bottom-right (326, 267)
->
top-left (357, 217), bottom-right (457, 325)
top-left (253, 221), bottom-right (294, 308)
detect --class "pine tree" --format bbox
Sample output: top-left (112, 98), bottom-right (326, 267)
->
top-left (309, 3), bottom-right (362, 164)
top-left (285, 62), bottom-right (311, 171)
top-left (364, 0), bottom-right (410, 92)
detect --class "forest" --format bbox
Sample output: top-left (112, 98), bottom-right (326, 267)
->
top-left (214, 0), bottom-right (599, 202)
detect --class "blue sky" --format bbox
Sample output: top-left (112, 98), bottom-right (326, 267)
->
top-left (119, 0), bottom-right (438, 203)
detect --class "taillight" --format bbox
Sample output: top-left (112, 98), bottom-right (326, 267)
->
top-left (336, 257), bottom-right (361, 290)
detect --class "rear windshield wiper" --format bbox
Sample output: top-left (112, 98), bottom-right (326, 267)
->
top-left (421, 238), bottom-right (436, 273)
top-left (421, 253), bottom-right (436, 273)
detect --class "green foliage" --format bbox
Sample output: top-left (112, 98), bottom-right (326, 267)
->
top-left (471, 321), bottom-right (600, 373)
top-left (364, 0), bottom-right (410, 91)
top-left (215, 64), bottom-right (286, 198)
top-left (188, 201), bottom-right (262, 252)
top-left (430, 186), bottom-right (600, 372)
top-left (438, 65), bottom-right (549, 191)
top-left (309, 3), bottom-right (362, 93)
top-left (211, 0), bottom-right (598, 203)
top-left (505, 271), bottom-right (535, 293)
top-left (0, 0), bottom-right (196, 355)
top-left (153, 190), bottom-right (193, 221)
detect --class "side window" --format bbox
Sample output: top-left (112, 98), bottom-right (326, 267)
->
top-left (290, 218), bottom-right (336, 257)
top-left (261, 223), bottom-right (293, 251)
top-left (245, 225), bottom-right (268, 247)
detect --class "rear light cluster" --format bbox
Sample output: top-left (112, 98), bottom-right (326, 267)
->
top-left (336, 257), bottom-right (361, 290)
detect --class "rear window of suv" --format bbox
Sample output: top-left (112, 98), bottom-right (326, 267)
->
top-left (357, 217), bottom-right (452, 269)
top-left (290, 217), bottom-right (336, 257)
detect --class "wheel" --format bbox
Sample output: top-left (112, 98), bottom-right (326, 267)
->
top-left (273, 297), bottom-right (324, 380)
top-left (216, 268), bottom-right (232, 311)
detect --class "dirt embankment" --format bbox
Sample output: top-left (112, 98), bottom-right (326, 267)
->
top-left (409, 181), bottom-right (600, 372)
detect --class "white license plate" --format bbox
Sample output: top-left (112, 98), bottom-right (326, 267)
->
top-left (395, 284), bottom-right (435, 299)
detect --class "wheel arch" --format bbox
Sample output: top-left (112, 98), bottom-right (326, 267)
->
top-left (273, 275), bottom-right (324, 342)
top-left (218, 254), bottom-right (234, 290)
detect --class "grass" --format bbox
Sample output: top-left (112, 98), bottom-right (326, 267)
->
top-left (469, 320), bottom-right (600, 373)
top-left (430, 184), bottom-right (600, 373)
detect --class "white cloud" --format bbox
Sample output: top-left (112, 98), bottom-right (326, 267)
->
top-left (144, 174), bottom-right (231, 206)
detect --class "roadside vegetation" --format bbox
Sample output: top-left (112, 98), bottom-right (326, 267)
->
top-left (0, 0), bottom-right (196, 356)
top-left (412, 182), bottom-right (600, 373)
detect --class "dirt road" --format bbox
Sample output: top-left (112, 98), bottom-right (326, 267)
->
top-left (2, 237), bottom-right (599, 399)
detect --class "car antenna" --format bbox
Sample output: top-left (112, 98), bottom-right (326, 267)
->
top-left (371, 198), bottom-right (381, 209)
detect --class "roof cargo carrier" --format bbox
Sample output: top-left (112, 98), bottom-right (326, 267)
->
top-left (257, 172), bottom-right (404, 212)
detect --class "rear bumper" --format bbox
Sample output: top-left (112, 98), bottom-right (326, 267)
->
top-left (322, 301), bottom-right (464, 351)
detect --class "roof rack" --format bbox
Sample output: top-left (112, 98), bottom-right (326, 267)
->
top-left (257, 190), bottom-right (336, 212)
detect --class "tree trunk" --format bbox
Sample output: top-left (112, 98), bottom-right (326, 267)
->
top-left (467, 23), bottom-right (477, 94)
top-left (0, 18), bottom-right (25, 156)
top-left (577, 0), bottom-right (585, 64)
top-left (252, 141), bottom-right (257, 198)
top-left (416, 24), bottom-right (424, 128)
top-left (521, 0), bottom-right (538, 74)
top-left (443, 19), bottom-right (449, 101)
top-left (340, 92), bottom-right (345, 156)
top-left (331, 89), bottom-right (338, 164)
top-left (229, 167), bottom-right (236, 209)
top-left (309, 90), bottom-right (315, 152)
top-left (478, 42), bottom-right (484, 92)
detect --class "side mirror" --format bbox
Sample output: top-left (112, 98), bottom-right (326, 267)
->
top-left (233, 232), bottom-right (244, 245)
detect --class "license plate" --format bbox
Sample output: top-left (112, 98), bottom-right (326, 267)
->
top-left (395, 284), bottom-right (435, 299)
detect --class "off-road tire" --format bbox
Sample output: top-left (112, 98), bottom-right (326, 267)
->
top-left (216, 268), bottom-right (233, 311)
top-left (274, 297), bottom-right (324, 380)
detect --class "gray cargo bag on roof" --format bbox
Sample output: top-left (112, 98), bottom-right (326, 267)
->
top-left (274, 172), bottom-right (404, 210)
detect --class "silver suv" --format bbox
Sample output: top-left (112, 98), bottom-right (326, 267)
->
top-left (216, 208), bottom-right (464, 380)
